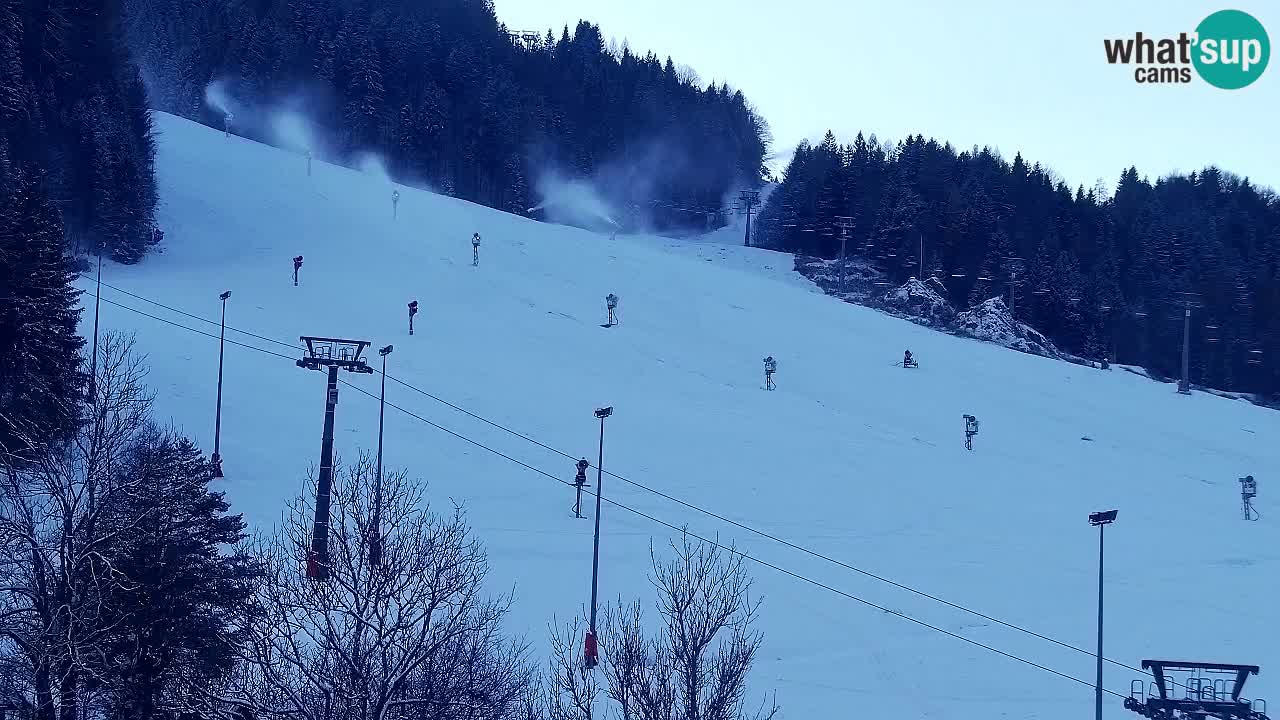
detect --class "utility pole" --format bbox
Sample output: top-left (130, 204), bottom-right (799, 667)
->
top-left (298, 337), bottom-right (373, 581)
top-left (370, 344), bottom-right (393, 568)
top-left (738, 190), bottom-right (761, 247)
top-left (835, 217), bottom-right (854, 294)
top-left (585, 406), bottom-right (613, 670)
top-left (1089, 510), bottom-right (1118, 720)
top-left (211, 290), bottom-right (231, 478)
top-left (89, 243), bottom-right (103, 399)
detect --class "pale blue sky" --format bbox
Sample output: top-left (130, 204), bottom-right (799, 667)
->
top-left (495, 0), bottom-right (1278, 193)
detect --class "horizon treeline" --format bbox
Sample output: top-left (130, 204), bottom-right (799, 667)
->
top-left (122, 0), bottom-right (769, 230)
top-left (760, 131), bottom-right (1280, 399)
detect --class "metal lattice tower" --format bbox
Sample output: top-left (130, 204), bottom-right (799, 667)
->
top-left (297, 336), bottom-right (374, 580)
top-left (737, 190), bottom-right (761, 247)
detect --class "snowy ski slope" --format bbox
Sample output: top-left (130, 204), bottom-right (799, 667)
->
top-left (82, 113), bottom-right (1280, 720)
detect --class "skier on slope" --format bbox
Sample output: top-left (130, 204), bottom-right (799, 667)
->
top-left (763, 356), bottom-right (777, 391)
top-left (964, 414), bottom-right (979, 451)
top-left (293, 255), bottom-right (304, 286)
top-left (605, 293), bottom-right (619, 326)
top-left (473, 233), bottom-right (481, 266)
top-left (903, 350), bottom-right (916, 368)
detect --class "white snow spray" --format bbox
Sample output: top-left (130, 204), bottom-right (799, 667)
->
top-left (356, 152), bottom-right (392, 185)
top-left (531, 172), bottom-right (619, 229)
top-left (203, 79), bottom-right (233, 116)
top-left (270, 110), bottom-right (316, 156)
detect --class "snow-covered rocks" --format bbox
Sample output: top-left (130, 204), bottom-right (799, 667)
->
top-left (951, 296), bottom-right (1060, 358)
top-left (880, 277), bottom-right (955, 326)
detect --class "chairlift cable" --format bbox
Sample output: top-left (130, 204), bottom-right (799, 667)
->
top-left (84, 277), bottom-right (1206, 692)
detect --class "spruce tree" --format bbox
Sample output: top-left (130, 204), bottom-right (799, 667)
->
top-left (0, 157), bottom-right (86, 454)
top-left (104, 429), bottom-right (257, 720)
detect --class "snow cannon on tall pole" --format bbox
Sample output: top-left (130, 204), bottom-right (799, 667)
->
top-left (369, 344), bottom-right (393, 568)
top-left (585, 406), bottom-right (612, 670)
top-left (224, 112), bottom-right (233, 139)
top-left (297, 336), bottom-right (374, 581)
top-left (211, 290), bottom-right (231, 478)
top-left (572, 458), bottom-right (590, 519)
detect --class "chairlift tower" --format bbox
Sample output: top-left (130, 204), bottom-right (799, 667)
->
top-left (297, 336), bottom-right (374, 581)
top-left (738, 190), bottom-right (761, 247)
top-left (509, 30), bottom-right (541, 50)
top-left (1172, 292), bottom-right (1204, 395)
top-left (1124, 660), bottom-right (1270, 720)
top-left (1003, 257), bottom-right (1026, 318)
top-left (834, 216), bottom-right (855, 294)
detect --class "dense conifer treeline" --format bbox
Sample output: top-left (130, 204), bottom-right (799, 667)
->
top-left (124, 0), bottom-right (769, 228)
top-left (760, 132), bottom-right (1280, 399)
top-left (3, 0), bottom-right (156, 456)
top-left (2, 0), bottom-right (158, 262)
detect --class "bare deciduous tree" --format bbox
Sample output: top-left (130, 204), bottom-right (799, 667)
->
top-left (0, 332), bottom-right (153, 720)
top-left (600, 534), bottom-right (777, 720)
top-left (543, 617), bottom-right (599, 720)
top-left (238, 452), bottom-right (525, 720)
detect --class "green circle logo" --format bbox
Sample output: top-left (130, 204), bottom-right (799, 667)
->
top-left (1193, 10), bottom-right (1270, 89)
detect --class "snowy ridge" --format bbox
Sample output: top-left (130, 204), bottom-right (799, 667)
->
top-left (880, 276), bottom-right (957, 327)
top-left (953, 296), bottom-right (1061, 359)
top-left (84, 113), bottom-right (1279, 720)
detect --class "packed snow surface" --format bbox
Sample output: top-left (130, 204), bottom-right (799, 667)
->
top-left (83, 113), bottom-right (1279, 720)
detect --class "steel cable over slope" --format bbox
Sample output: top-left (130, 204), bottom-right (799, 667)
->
top-left (85, 278), bottom-right (1158, 694)
top-left (89, 292), bottom-right (1132, 701)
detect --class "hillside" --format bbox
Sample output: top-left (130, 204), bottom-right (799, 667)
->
top-left (82, 113), bottom-right (1280, 720)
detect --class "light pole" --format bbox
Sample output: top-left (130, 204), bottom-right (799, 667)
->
top-left (89, 243), bottom-right (103, 399)
top-left (918, 231), bottom-right (924, 281)
top-left (1089, 509), bottom-right (1117, 720)
top-left (585, 405), bottom-right (613, 669)
top-left (370, 344), bottom-right (393, 568)
top-left (211, 290), bottom-right (231, 478)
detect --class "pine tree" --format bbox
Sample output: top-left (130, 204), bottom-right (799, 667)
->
top-left (0, 158), bottom-right (86, 455)
top-left (104, 429), bottom-right (257, 720)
